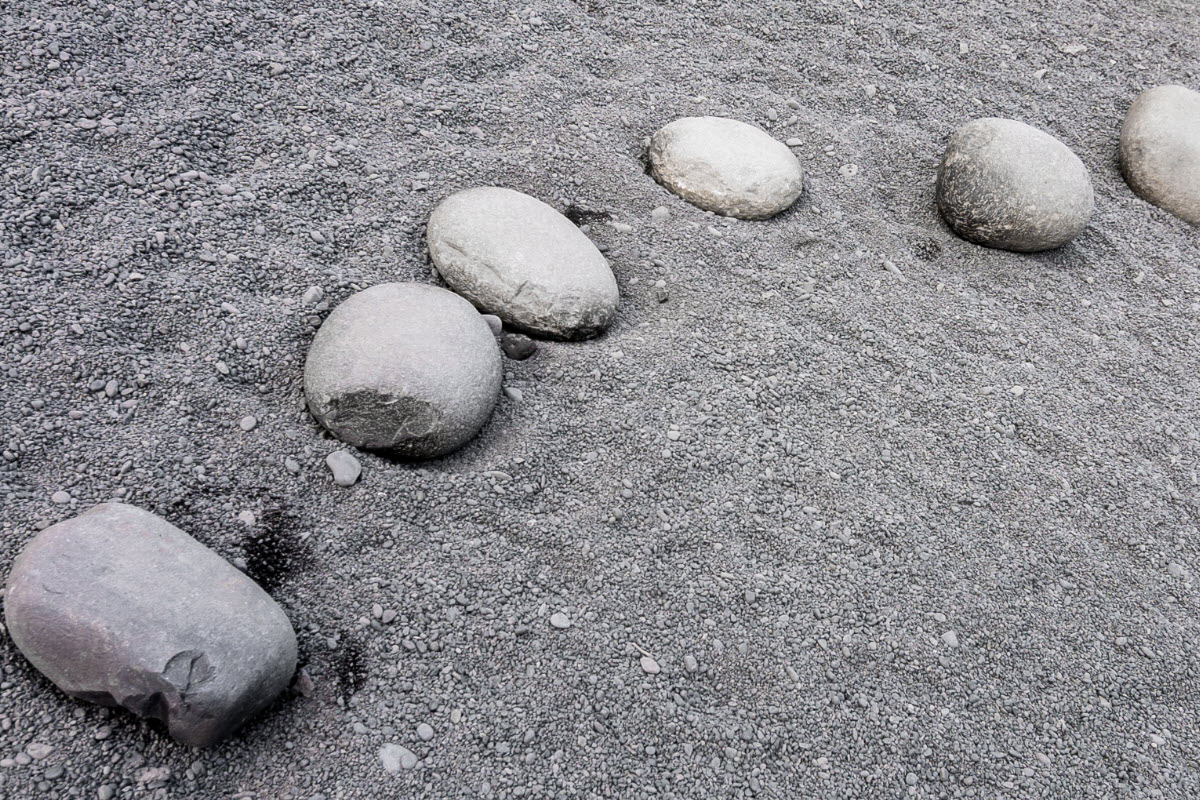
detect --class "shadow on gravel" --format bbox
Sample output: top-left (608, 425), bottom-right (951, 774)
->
top-left (331, 635), bottom-right (368, 703)
top-left (564, 204), bottom-right (611, 226)
top-left (242, 505), bottom-right (312, 595)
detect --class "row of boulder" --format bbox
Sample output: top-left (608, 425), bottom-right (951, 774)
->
top-left (304, 186), bottom-right (622, 459)
top-left (2, 86), bottom-right (1196, 752)
top-left (305, 84), bottom-right (1198, 463)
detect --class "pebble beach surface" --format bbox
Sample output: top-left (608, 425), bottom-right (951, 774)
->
top-left (1, 1), bottom-right (1199, 799)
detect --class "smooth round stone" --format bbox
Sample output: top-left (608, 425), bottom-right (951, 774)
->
top-left (1120, 84), bottom-right (1200, 225)
top-left (3, 503), bottom-right (298, 747)
top-left (379, 743), bottom-right (418, 772)
top-left (936, 118), bottom-right (1093, 252)
top-left (481, 314), bottom-right (503, 337)
top-left (648, 116), bottom-right (804, 220)
top-left (325, 450), bottom-right (361, 487)
top-left (304, 283), bottom-right (501, 459)
top-left (427, 187), bottom-right (619, 341)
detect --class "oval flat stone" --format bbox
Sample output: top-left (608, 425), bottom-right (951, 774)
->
top-left (3, 503), bottom-right (298, 747)
top-left (648, 116), bottom-right (805, 220)
top-left (936, 118), bottom-right (1094, 252)
top-left (304, 283), bottom-right (501, 459)
top-left (427, 187), bottom-right (619, 341)
top-left (325, 450), bottom-right (362, 487)
top-left (1120, 84), bottom-right (1200, 225)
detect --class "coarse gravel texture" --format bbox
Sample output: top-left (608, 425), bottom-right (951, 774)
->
top-left (1, 1), bottom-right (1199, 799)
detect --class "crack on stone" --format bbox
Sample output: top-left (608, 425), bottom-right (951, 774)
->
top-left (162, 650), bottom-right (215, 696)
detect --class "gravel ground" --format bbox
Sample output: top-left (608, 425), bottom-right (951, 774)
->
top-left (2, 1), bottom-right (1199, 798)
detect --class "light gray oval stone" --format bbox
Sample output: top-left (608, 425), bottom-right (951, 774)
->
top-left (325, 450), bottom-right (361, 487)
top-left (427, 187), bottom-right (619, 341)
top-left (3, 503), bottom-right (298, 747)
top-left (380, 743), bottom-right (418, 773)
top-left (304, 283), bottom-right (502, 459)
top-left (936, 118), bottom-right (1094, 252)
top-left (1120, 84), bottom-right (1200, 225)
top-left (648, 116), bottom-right (805, 220)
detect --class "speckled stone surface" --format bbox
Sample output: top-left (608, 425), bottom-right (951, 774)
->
top-left (1121, 84), bottom-right (1200, 225)
top-left (936, 117), bottom-right (1094, 252)
top-left (304, 282), bottom-right (502, 458)
top-left (648, 116), bottom-right (805, 220)
top-left (3, 503), bottom-right (298, 748)
top-left (427, 187), bottom-right (619, 341)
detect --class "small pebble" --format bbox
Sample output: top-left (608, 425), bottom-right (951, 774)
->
top-left (379, 743), bottom-right (418, 773)
top-left (416, 723), bottom-right (434, 741)
top-left (549, 612), bottom-right (571, 629)
top-left (501, 333), bottom-right (537, 360)
top-left (482, 314), bottom-right (503, 336)
top-left (26, 743), bottom-right (55, 760)
top-left (640, 655), bottom-right (661, 674)
top-left (239, 415), bottom-right (257, 432)
top-left (326, 450), bottom-right (362, 487)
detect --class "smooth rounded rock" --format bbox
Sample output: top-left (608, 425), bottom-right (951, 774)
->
top-left (936, 118), bottom-right (1094, 252)
top-left (325, 450), bottom-right (361, 487)
top-left (648, 116), bottom-right (804, 220)
top-left (380, 743), bottom-right (418, 772)
top-left (481, 314), bottom-right (503, 336)
top-left (304, 283), bottom-right (502, 459)
top-left (426, 187), bottom-right (619, 340)
top-left (1120, 84), bottom-right (1200, 225)
top-left (3, 503), bottom-right (298, 747)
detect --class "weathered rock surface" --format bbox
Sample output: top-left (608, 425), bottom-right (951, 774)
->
top-left (501, 332), bottom-right (537, 361)
top-left (427, 187), bottom-right (619, 340)
top-left (304, 282), bottom-right (501, 459)
top-left (936, 118), bottom-right (1094, 252)
top-left (648, 116), bottom-right (805, 220)
top-left (1120, 84), bottom-right (1200, 225)
top-left (3, 503), bottom-right (297, 747)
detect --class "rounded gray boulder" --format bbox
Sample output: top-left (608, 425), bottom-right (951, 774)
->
top-left (3, 503), bottom-right (297, 748)
top-left (648, 116), bottom-right (804, 220)
top-left (426, 187), bottom-right (619, 341)
top-left (1120, 84), bottom-right (1200, 225)
top-left (936, 118), bottom-right (1094, 252)
top-left (304, 282), bottom-right (501, 458)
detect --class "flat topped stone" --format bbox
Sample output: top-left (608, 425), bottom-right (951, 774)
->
top-left (3, 503), bottom-right (298, 747)
top-left (648, 116), bottom-right (805, 220)
top-left (427, 187), bottom-right (619, 341)
top-left (936, 117), bottom-right (1094, 252)
top-left (304, 282), bottom-right (501, 459)
top-left (1120, 84), bottom-right (1200, 225)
